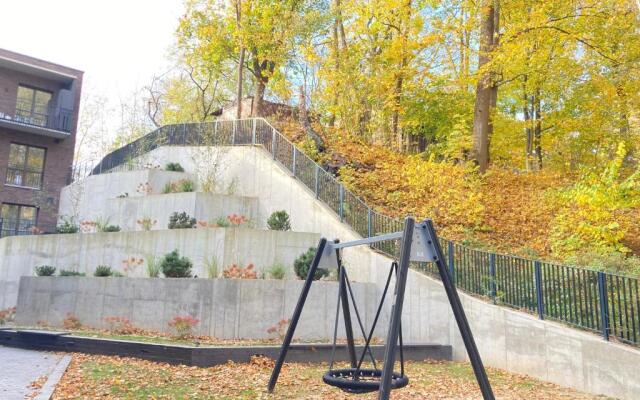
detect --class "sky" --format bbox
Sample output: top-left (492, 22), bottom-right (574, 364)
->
top-left (0, 0), bottom-right (183, 123)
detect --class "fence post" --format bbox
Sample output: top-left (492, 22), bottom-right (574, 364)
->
top-left (489, 254), bottom-right (497, 304)
top-left (597, 272), bottom-right (610, 341)
top-left (272, 127), bottom-right (277, 159)
top-left (534, 261), bottom-right (544, 319)
top-left (447, 241), bottom-right (455, 285)
top-left (292, 147), bottom-right (297, 177)
top-left (232, 120), bottom-right (237, 145)
top-left (367, 208), bottom-right (373, 238)
top-left (339, 186), bottom-right (344, 221)
top-left (252, 119), bottom-right (257, 145)
top-left (314, 165), bottom-right (319, 199)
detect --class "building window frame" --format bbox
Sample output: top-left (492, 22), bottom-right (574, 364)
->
top-left (0, 203), bottom-right (38, 237)
top-left (15, 84), bottom-right (53, 127)
top-left (5, 142), bottom-right (47, 189)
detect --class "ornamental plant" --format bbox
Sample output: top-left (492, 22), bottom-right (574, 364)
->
top-left (137, 217), bottom-right (157, 231)
top-left (160, 250), bottom-right (193, 278)
top-left (168, 315), bottom-right (199, 339)
top-left (59, 270), bottom-right (86, 276)
top-left (267, 210), bottom-right (291, 231)
top-left (56, 216), bottom-right (79, 234)
top-left (165, 162), bottom-right (185, 172)
top-left (35, 265), bottom-right (56, 276)
top-left (0, 307), bottom-right (16, 325)
top-left (294, 247), bottom-right (328, 280)
top-left (103, 316), bottom-right (136, 334)
top-left (168, 212), bottom-right (196, 229)
top-left (227, 214), bottom-right (249, 227)
top-left (93, 265), bottom-right (113, 277)
top-left (222, 263), bottom-right (257, 279)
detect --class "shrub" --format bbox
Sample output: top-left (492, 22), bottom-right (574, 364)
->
top-left (168, 212), bottom-right (196, 229)
top-left (168, 315), bottom-right (199, 339)
top-left (101, 224), bottom-right (121, 232)
top-left (62, 313), bottom-right (82, 330)
top-left (267, 210), bottom-right (291, 231)
top-left (214, 216), bottom-right (230, 228)
top-left (35, 265), bottom-right (56, 276)
top-left (59, 270), bottom-right (86, 277)
top-left (179, 179), bottom-right (195, 192)
top-left (161, 250), bottom-right (193, 278)
top-left (294, 247), bottom-right (328, 280)
top-left (121, 257), bottom-right (144, 275)
top-left (222, 263), bottom-right (257, 279)
top-left (94, 265), bottom-right (113, 277)
top-left (56, 217), bottom-right (78, 234)
top-left (0, 307), bottom-right (16, 325)
top-left (112, 271), bottom-right (125, 277)
top-left (104, 316), bottom-right (136, 334)
top-left (165, 162), bottom-right (185, 172)
top-left (146, 255), bottom-right (162, 278)
top-left (162, 179), bottom-right (195, 194)
top-left (267, 263), bottom-right (286, 280)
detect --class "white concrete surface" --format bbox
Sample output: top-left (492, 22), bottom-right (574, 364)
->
top-left (15, 277), bottom-right (378, 341)
top-left (0, 346), bottom-right (65, 400)
top-left (0, 228), bottom-right (319, 308)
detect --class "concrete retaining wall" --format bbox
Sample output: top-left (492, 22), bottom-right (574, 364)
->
top-left (0, 228), bottom-right (319, 308)
top-left (15, 277), bottom-right (378, 341)
top-left (59, 170), bottom-right (258, 231)
top-left (126, 145), bottom-right (640, 399)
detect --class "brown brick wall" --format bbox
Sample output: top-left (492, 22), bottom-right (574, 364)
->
top-left (0, 49), bottom-right (83, 231)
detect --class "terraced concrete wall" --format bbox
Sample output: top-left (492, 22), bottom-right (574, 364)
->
top-left (127, 145), bottom-right (640, 400)
top-left (0, 228), bottom-right (319, 308)
top-left (15, 277), bottom-right (378, 341)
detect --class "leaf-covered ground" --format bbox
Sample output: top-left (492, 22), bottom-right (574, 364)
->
top-left (53, 354), bottom-right (614, 399)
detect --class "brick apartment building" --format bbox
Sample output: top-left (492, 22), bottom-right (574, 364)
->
top-left (0, 48), bottom-right (83, 236)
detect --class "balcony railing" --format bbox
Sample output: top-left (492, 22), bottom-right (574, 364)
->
top-left (0, 98), bottom-right (73, 133)
top-left (0, 218), bottom-right (56, 238)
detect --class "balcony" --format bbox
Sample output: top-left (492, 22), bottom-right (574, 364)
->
top-left (0, 217), bottom-right (56, 238)
top-left (0, 98), bottom-right (73, 139)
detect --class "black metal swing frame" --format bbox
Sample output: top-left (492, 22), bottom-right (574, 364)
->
top-left (267, 217), bottom-right (496, 400)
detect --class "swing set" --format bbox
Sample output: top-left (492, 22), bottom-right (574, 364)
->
top-left (267, 217), bottom-right (495, 400)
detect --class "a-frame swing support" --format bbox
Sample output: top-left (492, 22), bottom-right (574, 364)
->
top-left (267, 217), bottom-right (495, 400)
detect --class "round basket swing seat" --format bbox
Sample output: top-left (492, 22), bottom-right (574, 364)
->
top-left (323, 368), bottom-right (409, 394)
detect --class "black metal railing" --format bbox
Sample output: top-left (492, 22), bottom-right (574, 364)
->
top-left (71, 118), bottom-right (640, 347)
top-left (0, 218), bottom-right (56, 237)
top-left (0, 98), bottom-right (73, 133)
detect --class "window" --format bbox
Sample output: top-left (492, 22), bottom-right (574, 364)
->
top-left (0, 204), bottom-right (37, 237)
top-left (15, 85), bottom-right (52, 127)
top-left (5, 143), bottom-right (46, 189)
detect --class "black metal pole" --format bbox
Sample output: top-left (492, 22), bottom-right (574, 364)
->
top-left (267, 238), bottom-right (328, 393)
top-left (378, 217), bottom-right (415, 400)
top-left (424, 220), bottom-right (495, 400)
top-left (336, 240), bottom-right (358, 368)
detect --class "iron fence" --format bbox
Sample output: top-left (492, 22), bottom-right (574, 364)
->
top-left (74, 118), bottom-right (639, 347)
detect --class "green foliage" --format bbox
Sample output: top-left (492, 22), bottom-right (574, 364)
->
top-left (101, 225), bottom-right (121, 233)
top-left (161, 250), bottom-right (193, 278)
top-left (204, 256), bottom-right (219, 279)
top-left (267, 263), bottom-right (287, 280)
top-left (168, 212), bottom-right (196, 229)
top-left (59, 270), bottom-right (86, 277)
top-left (293, 247), bottom-right (328, 280)
top-left (267, 210), bottom-right (291, 231)
top-left (214, 216), bottom-right (230, 228)
top-left (162, 179), bottom-right (195, 194)
top-left (35, 265), bottom-right (56, 276)
top-left (56, 217), bottom-right (79, 234)
top-left (566, 252), bottom-right (640, 276)
top-left (94, 265), bottom-right (113, 277)
top-left (551, 143), bottom-right (640, 257)
top-left (146, 255), bottom-right (162, 278)
top-left (165, 162), bottom-right (185, 172)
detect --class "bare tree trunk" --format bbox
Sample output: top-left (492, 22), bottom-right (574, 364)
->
top-left (534, 88), bottom-right (542, 169)
top-left (235, 0), bottom-right (245, 120)
top-left (471, 0), bottom-right (495, 172)
top-left (523, 78), bottom-right (533, 172)
top-left (253, 79), bottom-right (266, 117)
